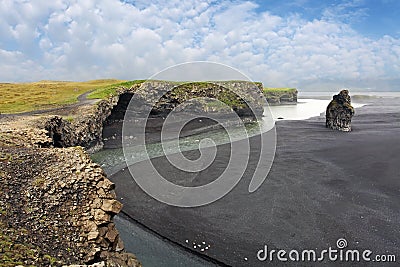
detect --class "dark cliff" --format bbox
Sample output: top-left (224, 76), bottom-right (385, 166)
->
top-left (44, 81), bottom-right (266, 151)
top-left (263, 88), bottom-right (298, 105)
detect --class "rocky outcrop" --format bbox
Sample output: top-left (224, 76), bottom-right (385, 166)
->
top-left (0, 118), bottom-right (141, 266)
top-left (42, 83), bottom-right (142, 152)
top-left (326, 89), bottom-right (355, 132)
top-left (263, 88), bottom-right (298, 105)
top-left (100, 81), bottom-right (266, 148)
top-left (43, 97), bottom-right (119, 152)
top-left (44, 81), bottom-right (266, 151)
top-left (130, 81), bottom-right (265, 118)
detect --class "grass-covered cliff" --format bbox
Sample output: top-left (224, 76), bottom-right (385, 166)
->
top-left (0, 80), bottom-right (297, 114)
top-left (263, 87), bottom-right (298, 105)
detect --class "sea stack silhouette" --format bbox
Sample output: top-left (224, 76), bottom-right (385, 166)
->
top-left (326, 89), bottom-right (355, 132)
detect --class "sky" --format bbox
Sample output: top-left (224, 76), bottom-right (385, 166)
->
top-left (0, 0), bottom-right (399, 91)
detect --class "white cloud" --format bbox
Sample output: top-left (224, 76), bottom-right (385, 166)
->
top-left (0, 0), bottom-right (399, 90)
top-left (322, 0), bottom-right (368, 24)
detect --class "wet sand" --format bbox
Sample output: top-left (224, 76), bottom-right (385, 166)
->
top-left (109, 97), bottom-right (400, 266)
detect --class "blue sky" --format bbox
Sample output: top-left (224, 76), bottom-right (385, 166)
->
top-left (255, 0), bottom-right (400, 38)
top-left (0, 0), bottom-right (399, 91)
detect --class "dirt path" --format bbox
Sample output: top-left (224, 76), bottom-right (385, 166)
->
top-left (0, 90), bottom-right (99, 118)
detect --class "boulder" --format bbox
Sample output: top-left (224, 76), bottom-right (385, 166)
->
top-left (101, 199), bottom-right (123, 214)
top-left (326, 89), bottom-right (355, 131)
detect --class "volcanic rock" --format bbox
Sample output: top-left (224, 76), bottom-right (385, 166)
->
top-left (326, 89), bottom-right (355, 131)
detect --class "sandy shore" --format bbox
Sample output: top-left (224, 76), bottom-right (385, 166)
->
top-left (109, 97), bottom-right (400, 266)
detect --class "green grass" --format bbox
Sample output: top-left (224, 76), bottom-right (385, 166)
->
top-left (63, 115), bottom-right (75, 123)
top-left (263, 87), bottom-right (297, 93)
top-left (87, 80), bottom-right (145, 99)
top-left (0, 220), bottom-right (59, 266)
top-left (0, 79), bottom-right (124, 114)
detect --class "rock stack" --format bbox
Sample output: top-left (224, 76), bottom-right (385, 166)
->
top-left (326, 89), bottom-right (355, 132)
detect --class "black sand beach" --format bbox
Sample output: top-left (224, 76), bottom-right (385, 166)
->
top-left (109, 97), bottom-right (400, 266)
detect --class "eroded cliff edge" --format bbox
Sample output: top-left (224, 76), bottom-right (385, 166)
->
top-left (0, 117), bottom-right (141, 266)
top-left (263, 88), bottom-right (298, 105)
top-left (43, 80), bottom-right (267, 151)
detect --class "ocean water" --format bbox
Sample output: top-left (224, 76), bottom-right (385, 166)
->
top-left (114, 215), bottom-right (217, 267)
top-left (268, 98), bottom-right (365, 121)
top-left (298, 91), bottom-right (400, 98)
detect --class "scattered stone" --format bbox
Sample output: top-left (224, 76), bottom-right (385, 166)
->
top-left (65, 261), bottom-right (105, 267)
top-left (91, 198), bottom-right (103, 209)
top-left (105, 223), bottom-right (119, 242)
top-left (97, 179), bottom-right (115, 191)
top-left (101, 199), bottom-right (123, 214)
top-left (93, 209), bottom-right (111, 224)
top-left (87, 231), bottom-right (99, 241)
top-left (99, 251), bottom-right (141, 267)
top-left (115, 237), bottom-right (125, 252)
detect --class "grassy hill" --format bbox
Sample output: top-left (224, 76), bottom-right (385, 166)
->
top-left (0, 79), bottom-right (124, 114)
top-left (86, 80), bottom-right (145, 99)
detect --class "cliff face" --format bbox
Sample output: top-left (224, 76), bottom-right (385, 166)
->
top-left (263, 89), bottom-right (298, 105)
top-left (44, 81), bottom-right (265, 151)
top-left (0, 118), bottom-right (141, 266)
top-left (131, 81), bottom-right (265, 118)
top-left (43, 94), bottom-right (120, 152)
